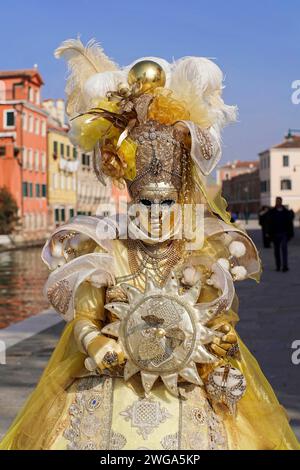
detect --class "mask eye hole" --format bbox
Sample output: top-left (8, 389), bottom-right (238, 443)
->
top-left (140, 199), bottom-right (152, 207)
top-left (161, 199), bottom-right (175, 207)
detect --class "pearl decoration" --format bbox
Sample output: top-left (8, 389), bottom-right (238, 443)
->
top-left (231, 265), bottom-right (247, 281)
top-left (181, 266), bottom-right (201, 286)
top-left (229, 241), bottom-right (246, 258)
top-left (217, 258), bottom-right (230, 271)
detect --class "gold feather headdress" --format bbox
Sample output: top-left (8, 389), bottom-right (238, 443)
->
top-left (55, 38), bottom-right (237, 190)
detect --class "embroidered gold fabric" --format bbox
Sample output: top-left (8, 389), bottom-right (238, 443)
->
top-left (47, 279), bottom-right (72, 316)
top-left (63, 376), bottom-right (114, 450)
top-left (51, 376), bottom-right (228, 450)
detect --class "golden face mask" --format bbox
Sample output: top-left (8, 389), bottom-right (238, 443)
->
top-left (128, 183), bottom-right (182, 244)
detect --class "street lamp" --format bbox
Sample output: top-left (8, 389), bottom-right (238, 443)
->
top-left (244, 186), bottom-right (249, 225)
top-left (286, 128), bottom-right (300, 138)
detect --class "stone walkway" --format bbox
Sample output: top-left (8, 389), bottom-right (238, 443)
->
top-left (0, 228), bottom-right (299, 444)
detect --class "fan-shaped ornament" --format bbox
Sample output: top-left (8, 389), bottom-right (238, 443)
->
top-left (102, 272), bottom-right (222, 396)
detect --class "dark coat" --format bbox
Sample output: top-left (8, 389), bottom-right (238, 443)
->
top-left (266, 207), bottom-right (294, 240)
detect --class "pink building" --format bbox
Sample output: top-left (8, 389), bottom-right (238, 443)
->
top-left (0, 69), bottom-right (48, 239)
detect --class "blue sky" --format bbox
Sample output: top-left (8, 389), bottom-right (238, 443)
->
top-left (1, 0), bottom-right (300, 163)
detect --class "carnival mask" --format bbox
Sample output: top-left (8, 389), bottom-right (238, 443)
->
top-left (128, 182), bottom-right (182, 244)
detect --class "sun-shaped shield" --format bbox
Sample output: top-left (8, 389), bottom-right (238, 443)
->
top-left (102, 272), bottom-right (226, 396)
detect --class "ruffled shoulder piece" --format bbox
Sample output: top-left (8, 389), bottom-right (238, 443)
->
top-left (203, 217), bottom-right (262, 281)
top-left (41, 215), bottom-right (124, 322)
top-left (41, 215), bottom-right (123, 269)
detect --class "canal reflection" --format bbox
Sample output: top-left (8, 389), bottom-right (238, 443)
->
top-left (0, 248), bottom-right (49, 328)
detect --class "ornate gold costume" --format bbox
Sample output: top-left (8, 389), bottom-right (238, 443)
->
top-left (1, 38), bottom-right (299, 450)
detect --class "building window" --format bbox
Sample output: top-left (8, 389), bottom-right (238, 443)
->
top-left (36, 213), bottom-right (41, 228)
top-left (0, 80), bottom-right (6, 100)
top-left (260, 181), bottom-right (267, 192)
top-left (53, 141), bottom-right (58, 158)
top-left (29, 183), bottom-right (33, 197)
top-left (28, 149), bottom-right (33, 170)
top-left (29, 114), bottom-right (33, 133)
top-left (41, 121), bottom-right (46, 137)
top-left (22, 148), bottom-right (27, 167)
top-left (69, 208), bottom-right (75, 219)
top-left (0, 146), bottom-right (5, 157)
top-left (28, 87), bottom-right (33, 101)
top-left (4, 110), bottom-right (15, 128)
top-left (41, 152), bottom-right (46, 172)
top-left (54, 207), bottom-right (66, 224)
top-left (24, 213), bottom-right (29, 229)
top-left (35, 118), bottom-right (39, 135)
top-left (35, 151), bottom-right (39, 171)
top-left (31, 213), bottom-right (36, 229)
top-left (36, 184), bottom-right (40, 197)
top-left (283, 155), bottom-right (289, 167)
top-left (22, 182), bottom-right (28, 197)
top-left (82, 153), bottom-right (91, 168)
top-left (54, 208), bottom-right (60, 223)
top-left (66, 145), bottom-right (70, 158)
top-left (42, 184), bottom-right (47, 197)
top-left (60, 143), bottom-right (64, 157)
top-left (281, 179), bottom-right (292, 190)
top-left (73, 147), bottom-right (77, 159)
top-left (23, 112), bottom-right (27, 131)
top-left (53, 174), bottom-right (58, 190)
top-left (60, 174), bottom-right (65, 189)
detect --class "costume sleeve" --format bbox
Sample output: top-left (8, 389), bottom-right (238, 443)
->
top-left (41, 217), bottom-right (116, 323)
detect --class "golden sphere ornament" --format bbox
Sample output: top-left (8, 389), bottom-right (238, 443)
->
top-left (127, 60), bottom-right (166, 94)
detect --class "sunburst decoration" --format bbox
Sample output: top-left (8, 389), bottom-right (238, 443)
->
top-left (102, 271), bottom-right (228, 397)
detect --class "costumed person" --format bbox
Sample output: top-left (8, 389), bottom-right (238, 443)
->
top-left (267, 197), bottom-right (294, 272)
top-left (1, 39), bottom-right (299, 450)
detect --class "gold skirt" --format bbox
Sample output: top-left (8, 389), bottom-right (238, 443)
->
top-left (1, 321), bottom-right (299, 450)
top-left (49, 376), bottom-right (228, 450)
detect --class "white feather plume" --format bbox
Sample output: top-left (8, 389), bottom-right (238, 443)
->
top-left (83, 70), bottom-right (126, 106)
top-left (170, 57), bottom-right (237, 134)
top-left (54, 38), bottom-right (119, 116)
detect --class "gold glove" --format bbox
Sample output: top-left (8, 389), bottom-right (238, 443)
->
top-left (86, 335), bottom-right (125, 371)
top-left (74, 319), bottom-right (125, 371)
top-left (210, 322), bottom-right (240, 359)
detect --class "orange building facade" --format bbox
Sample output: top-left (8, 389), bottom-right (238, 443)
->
top-left (0, 69), bottom-right (48, 240)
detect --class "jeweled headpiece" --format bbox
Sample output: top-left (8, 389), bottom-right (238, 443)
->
top-left (55, 38), bottom-right (237, 196)
top-left (128, 120), bottom-right (183, 197)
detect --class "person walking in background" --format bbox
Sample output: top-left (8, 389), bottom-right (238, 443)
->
top-left (267, 197), bottom-right (294, 272)
top-left (258, 206), bottom-right (271, 248)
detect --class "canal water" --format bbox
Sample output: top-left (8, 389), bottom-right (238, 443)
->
top-left (0, 247), bottom-right (49, 328)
